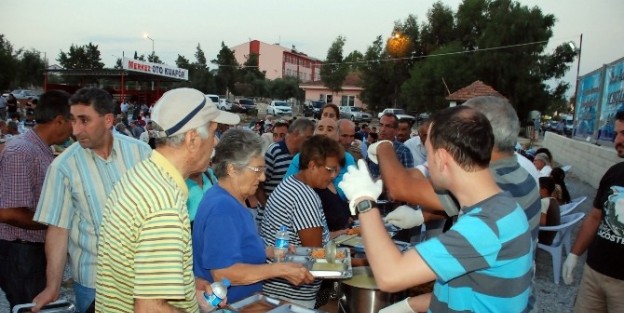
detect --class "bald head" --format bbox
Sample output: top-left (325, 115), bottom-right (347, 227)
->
top-left (337, 119), bottom-right (356, 147)
top-left (315, 117), bottom-right (338, 141)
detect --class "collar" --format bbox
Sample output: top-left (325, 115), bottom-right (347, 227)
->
top-left (150, 150), bottom-right (188, 197)
top-left (86, 133), bottom-right (120, 161)
top-left (25, 129), bottom-right (54, 157)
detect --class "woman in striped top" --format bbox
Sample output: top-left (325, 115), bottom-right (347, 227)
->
top-left (260, 135), bottom-right (345, 308)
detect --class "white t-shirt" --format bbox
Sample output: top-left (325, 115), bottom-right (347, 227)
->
top-left (515, 152), bottom-right (540, 185)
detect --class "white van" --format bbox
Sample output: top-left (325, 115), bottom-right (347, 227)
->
top-left (205, 94), bottom-right (220, 106)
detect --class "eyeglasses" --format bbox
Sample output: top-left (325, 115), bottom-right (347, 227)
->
top-left (323, 165), bottom-right (339, 175)
top-left (246, 166), bottom-right (266, 177)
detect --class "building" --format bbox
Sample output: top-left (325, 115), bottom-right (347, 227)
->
top-left (445, 80), bottom-right (505, 107)
top-left (300, 72), bottom-right (366, 108)
top-left (230, 40), bottom-right (322, 82)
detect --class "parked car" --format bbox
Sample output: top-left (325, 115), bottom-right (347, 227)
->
top-left (304, 100), bottom-right (326, 118)
top-left (236, 99), bottom-right (256, 113)
top-left (267, 100), bottom-right (292, 116)
top-left (378, 108), bottom-right (416, 123)
top-left (218, 98), bottom-right (233, 111)
top-left (339, 106), bottom-right (372, 122)
top-left (205, 94), bottom-right (220, 105)
top-left (7, 89), bottom-right (41, 104)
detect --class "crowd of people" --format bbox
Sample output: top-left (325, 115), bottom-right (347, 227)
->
top-left (0, 87), bottom-right (622, 313)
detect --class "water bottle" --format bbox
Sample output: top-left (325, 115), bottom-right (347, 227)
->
top-left (203, 278), bottom-right (231, 308)
top-left (274, 225), bottom-right (289, 262)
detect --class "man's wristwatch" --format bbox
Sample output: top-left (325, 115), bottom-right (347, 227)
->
top-left (355, 199), bottom-right (377, 214)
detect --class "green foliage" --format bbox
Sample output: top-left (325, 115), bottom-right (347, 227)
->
top-left (133, 51), bottom-right (146, 61)
top-left (360, 0), bottom-right (575, 120)
top-left (147, 52), bottom-right (162, 64)
top-left (268, 77), bottom-right (301, 100)
top-left (0, 35), bottom-right (19, 89)
top-left (321, 36), bottom-right (349, 94)
top-left (16, 49), bottom-right (46, 88)
top-left (113, 58), bottom-right (123, 69)
top-left (58, 43), bottom-right (104, 69)
top-left (344, 50), bottom-right (365, 71)
top-left (212, 42), bottom-right (239, 95)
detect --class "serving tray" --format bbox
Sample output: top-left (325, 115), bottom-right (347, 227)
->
top-left (286, 247), bottom-right (352, 279)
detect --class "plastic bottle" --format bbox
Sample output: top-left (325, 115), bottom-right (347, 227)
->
top-left (203, 278), bottom-right (231, 309)
top-left (274, 225), bottom-right (289, 262)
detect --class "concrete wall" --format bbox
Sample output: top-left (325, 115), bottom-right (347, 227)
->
top-left (543, 132), bottom-right (621, 189)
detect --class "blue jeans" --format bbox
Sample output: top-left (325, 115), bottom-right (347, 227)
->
top-left (73, 282), bottom-right (95, 313)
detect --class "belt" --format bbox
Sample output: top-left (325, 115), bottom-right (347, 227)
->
top-left (0, 238), bottom-right (44, 246)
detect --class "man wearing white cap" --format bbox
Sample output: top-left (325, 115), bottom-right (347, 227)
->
top-left (95, 88), bottom-right (239, 313)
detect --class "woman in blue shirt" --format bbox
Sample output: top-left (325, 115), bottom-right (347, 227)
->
top-left (192, 128), bottom-right (314, 303)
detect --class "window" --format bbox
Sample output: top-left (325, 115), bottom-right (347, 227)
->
top-left (341, 95), bottom-right (355, 106)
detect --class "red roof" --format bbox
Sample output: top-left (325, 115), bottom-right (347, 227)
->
top-left (446, 80), bottom-right (505, 101)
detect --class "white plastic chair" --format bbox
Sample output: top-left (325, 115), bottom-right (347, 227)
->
top-left (537, 212), bottom-right (585, 284)
top-left (559, 196), bottom-right (587, 216)
top-left (561, 165), bottom-right (572, 172)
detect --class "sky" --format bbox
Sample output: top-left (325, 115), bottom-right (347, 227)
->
top-left (1, 0), bottom-right (622, 96)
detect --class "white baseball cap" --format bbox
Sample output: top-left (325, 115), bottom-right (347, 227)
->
top-left (151, 88), bottom-right (239, 137)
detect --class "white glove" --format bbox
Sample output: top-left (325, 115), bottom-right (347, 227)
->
top-left (367, 140), bottom-right (393, 164)
top-left (384, 206), bottom-right (424, 229)
top-left (379, 297), bottom-right (415, 313)
top-left (339, 159), bottom-right (383, 215)
top-left (562, 253), bottom-right (578, 285)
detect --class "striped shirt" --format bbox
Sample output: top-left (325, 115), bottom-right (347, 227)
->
top-left (0, 130), bottom-right (53, 242)
top-left (263, 140), bottom-right (293, 196)
top-left (260, 176), bottom-right (329, 304)
top-left (95, 150), bottom-right (197, 313)
top-left (438, 155), bottom-right (541, 242)
top-left (34, 133), bottom-right (150, 288)
top-left (416, 193), bottom-right (533, 312)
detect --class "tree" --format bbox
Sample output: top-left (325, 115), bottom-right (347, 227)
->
top-left (185, 44), bottom-right (215, 93)
top-left (321, 36), bottom-right (349, 94)
top-left (133, 51), bottom-right (146, 61)
top-left (147, 52), bottom-right (162, 64)
top-left (359, 36), bottom-right (395, 113)
top-left (375, 0), bottom-right (576, 121)
top-left (58, 43), bottom-right (104, 69)
top-left (16, 49), bottom-right (46, 88)
top-left (211, 42), bottom-right (238, 95)
top-left (0, 34), bottom-right (20, 90)
top-left (267, 77), bottom-right (301, 100)
top-left (113, 58), bottom-right (123, 69)
top-left (344, 50), bottom-right (364, 71)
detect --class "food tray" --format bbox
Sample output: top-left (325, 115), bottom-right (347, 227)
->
top-left (227, 294), bottom-right (281, 312)
top-left (285, 247), bottom-right (352, 279)
top-left (266, 304), bottom-right (323, 313)
top-left (13, 299), bottom-right (76, 313)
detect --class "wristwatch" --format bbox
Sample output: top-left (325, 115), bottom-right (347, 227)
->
top-left (355, 199), bottom-right (377, 214)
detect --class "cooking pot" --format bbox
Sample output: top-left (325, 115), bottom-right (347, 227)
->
top-left (340, 266), bottom-right (407, 313)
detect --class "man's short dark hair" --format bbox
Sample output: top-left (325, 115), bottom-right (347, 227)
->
top-left (398, 118), bottom-right (413, 128)
top-left (539, 176), bottom-right (556, 194)
top-left (616, 110), bottom-right (624, 122)
top-left (381, 112), bottom-right (399, 128)
top-left (300, 135), bottom-right (345, 169)
top-left (429, 106), bottom-right (494, 171)
top-left (35, 90), bottom-right (71, 124)
top-left (69, 87), bottom-right (114, 115)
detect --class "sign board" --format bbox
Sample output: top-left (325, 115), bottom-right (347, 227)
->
top-left (574, 70), bottom-right (602, 139)
top-left (598, 59), bottom-right (624, 141)
top-left (122, 57), bottom-right (188, 81)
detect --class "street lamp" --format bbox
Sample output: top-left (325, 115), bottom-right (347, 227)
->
top-left (569, 34), bottom-right (583, 114)
top-left (144, 34), bottom-right (155, 54)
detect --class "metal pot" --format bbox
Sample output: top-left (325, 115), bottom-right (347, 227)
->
top-left (340, 266), bottom-right (407, 313)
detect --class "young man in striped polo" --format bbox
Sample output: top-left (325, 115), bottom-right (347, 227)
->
top-left (339, 105), bottom-right (533, 312)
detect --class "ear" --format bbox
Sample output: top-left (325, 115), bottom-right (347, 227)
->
top-left (435, 148), bottom-right (453, 174)
top-left (103, 113), bottom-right (115, 129)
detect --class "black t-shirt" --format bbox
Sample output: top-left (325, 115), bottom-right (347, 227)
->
top-left (314, 188), bottom-right (351, 232)
top-left (586, 161), bottom-right (624, 279)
